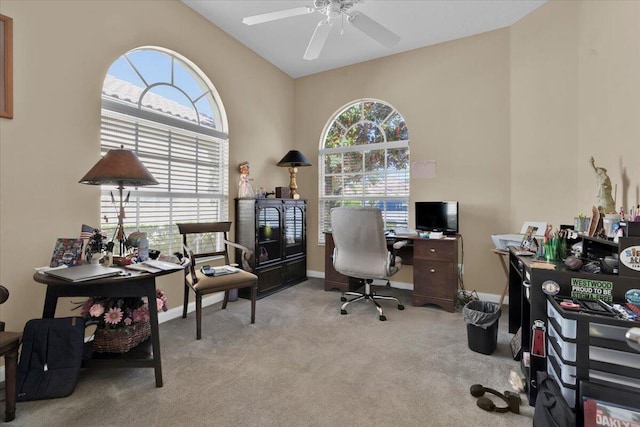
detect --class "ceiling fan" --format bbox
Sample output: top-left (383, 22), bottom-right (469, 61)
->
top-left (242, 0), bottom-right (400, 61)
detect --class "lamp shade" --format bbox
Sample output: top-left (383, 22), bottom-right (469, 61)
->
top-left (277, 150), bottom-right (311, 167)
top-left (79, 146), bottom-right (158, 187)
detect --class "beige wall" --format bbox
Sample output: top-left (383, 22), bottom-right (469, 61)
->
top-left (0, 0), bottom-right (294, 331)
top-left (295, 29), bottom-right (512, 289)
top-left (298, 0), bottom-right (639, 297)
top-left (1, 0), bottom-right (638, 332)
top-left (511, 0), bottom-right (640, 227)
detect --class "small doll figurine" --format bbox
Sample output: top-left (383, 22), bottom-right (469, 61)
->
top-left (238, 161), bottom-right (255, 199)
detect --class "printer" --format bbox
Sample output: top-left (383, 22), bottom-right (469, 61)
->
top-left (491, 222), bottom-right (547, 251)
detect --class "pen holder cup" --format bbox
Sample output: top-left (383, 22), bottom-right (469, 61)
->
top-left (603, 214), bottom-right (621, 238)
top-left (574, 217), bottom-right (591, 233)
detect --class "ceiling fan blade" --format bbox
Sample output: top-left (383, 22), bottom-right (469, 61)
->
top-left (347, 11), bottom-right (400, 47)
top-left (303, 20), bottom-right (333, 61)
top-left (242, 6), bottom-right (314, 26)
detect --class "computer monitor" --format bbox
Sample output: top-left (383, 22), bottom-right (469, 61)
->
top-left (415, 201), bottom-right (459, 235)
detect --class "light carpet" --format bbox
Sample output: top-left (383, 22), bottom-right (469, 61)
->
top-left (6, 278), bottom-right (534, 426)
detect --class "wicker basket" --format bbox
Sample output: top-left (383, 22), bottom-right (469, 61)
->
top-left (92, 321), bottom-right (151, 353)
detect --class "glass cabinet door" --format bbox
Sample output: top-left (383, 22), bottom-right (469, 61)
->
top-left (284, 205), bottom-right (305, 257)
top-left (257, 205), bottom-right (282, 264)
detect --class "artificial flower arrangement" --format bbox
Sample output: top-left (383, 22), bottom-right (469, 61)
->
top-left (77, 289), bottom-right (168, 330)
top-left (76, 289), bottom-right (168, 353)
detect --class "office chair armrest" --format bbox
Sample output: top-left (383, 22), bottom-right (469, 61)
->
top-left (224, 240), bottom-right (254, 271)
top-left (392, 240), bottom-right (408, 251)
top-left (389, 240), bottom-right (408, 267)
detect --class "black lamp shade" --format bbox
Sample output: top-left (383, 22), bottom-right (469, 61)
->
top-left (79, 147), bottom-right (158, 187)
top-left (277, 150), bottom-right (311, 167)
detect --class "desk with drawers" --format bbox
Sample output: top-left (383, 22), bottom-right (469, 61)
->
top-left (324, 233), bottom-right (460, 312)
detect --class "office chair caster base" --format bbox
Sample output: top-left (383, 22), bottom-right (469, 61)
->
top-left (340, 296), bottom-right (347, 302)
top-left (398, 304), bottom-right (405, 310)
top-left (341, 309), bottom-right (348, 315)
top-left (379, 315), bottom-right (387, 321)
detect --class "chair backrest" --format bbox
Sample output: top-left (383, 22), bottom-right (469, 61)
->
top-left (176, 222), bottom-right (232, 272)
top-left (330, 207), bottom-right (391, 279)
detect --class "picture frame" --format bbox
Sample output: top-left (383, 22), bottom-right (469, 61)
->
top-left (520, 225), bottom-right (538, 250)
top-left (0, 14), bottom-right (13, 119)
top-left (49, 238), bottom-right (85, 268)
top-left (510, 327), bottom-right (522, 360)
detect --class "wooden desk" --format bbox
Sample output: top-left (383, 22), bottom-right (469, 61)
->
top-left (0, 331), bottom-right (21, 422)
top-left (324, 233), bottom-right (414, 292)
top-left (33, 267), bottom-right (183, 388)
top-left (324, 233), bottom-right (461, 312)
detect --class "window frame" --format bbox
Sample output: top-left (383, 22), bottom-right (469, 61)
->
top-left (100, 47), bottom-right (228, 255)
top-left (318, 99), bottom-right (410, 245)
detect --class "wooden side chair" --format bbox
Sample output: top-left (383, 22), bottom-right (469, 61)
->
top-left (176, 222), bottom-right (257, 340)
top-left (0, 285), bottom-right (22, 422)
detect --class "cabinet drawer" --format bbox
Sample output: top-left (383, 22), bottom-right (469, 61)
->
top-left (256, 265), bottom-right (284, 292)
top-left (413, 260), bottom-right (455, 299)
top-left (413, 240), bottom-right (454, 261)
top-left (285, 257), bottom-right (307, 285)
top-left (547, 300), bottom-right (577, 339)
top-left (549, 321), bottom-right (577, 362)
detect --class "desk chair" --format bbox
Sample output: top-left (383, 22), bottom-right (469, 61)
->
top-left (330, 207), bottom-right (407, 321)
top-left (0, 285), bottom-right (22, 422)
top-left (177, 222), bottom-right (257, 340)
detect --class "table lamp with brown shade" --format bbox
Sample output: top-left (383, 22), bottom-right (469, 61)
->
top-left (79, 145), bottom-right (158, 254)
top-left (277, 150), bottom-right (311, 199)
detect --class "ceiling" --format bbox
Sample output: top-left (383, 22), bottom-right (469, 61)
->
top-left (181, 0), bottom-right (547, 79)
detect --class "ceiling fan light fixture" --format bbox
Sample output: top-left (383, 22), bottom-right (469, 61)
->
top-left (241, 0), bottom-right (399, 60)
top-left (327, 1), bottom-right (342, 18)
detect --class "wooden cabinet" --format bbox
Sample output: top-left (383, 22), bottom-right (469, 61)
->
top-left (235, 198), bottom-right (307, 298)
top-left (412, 237), bottom-right (459, 312)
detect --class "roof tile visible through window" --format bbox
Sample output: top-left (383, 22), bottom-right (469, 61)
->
top-left (103, 75), bottom-right (216, 128)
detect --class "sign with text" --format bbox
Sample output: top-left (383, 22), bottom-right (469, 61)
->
top-left (570, 278), bottom-right (614, 302)
top-left (618, 237), bottom-right (640, 277)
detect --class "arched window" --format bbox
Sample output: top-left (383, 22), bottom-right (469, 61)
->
top-left (318, 99), bottom-right (409, 243)
top-left (100, 47), bottom-right (228, 254)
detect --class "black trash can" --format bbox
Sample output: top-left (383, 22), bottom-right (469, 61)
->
top-left (463, 300), bottom-right (502, 355)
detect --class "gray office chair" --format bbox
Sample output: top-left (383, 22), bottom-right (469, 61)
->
top-left (330, 207), bottom-right (407, 321)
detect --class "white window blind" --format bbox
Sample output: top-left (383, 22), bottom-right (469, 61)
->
top-left (318, 99), bottom-right (409, 244)
top-left (100, 111), bottom-right (228, 255)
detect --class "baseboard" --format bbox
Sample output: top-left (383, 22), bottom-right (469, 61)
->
top-left (157, 293), bottom-right (225, 324)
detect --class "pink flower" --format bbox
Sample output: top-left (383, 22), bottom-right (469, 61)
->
top-left (104, 307), bottom-right (123, 325)
top-left (80, 299), bottom-right (94, 316)
top-left (132, 305), bottom-right (150, 323)
top-left (123, 317), bottom-right (132, 326)
top-left (89, 303), bottom-right (105, 318)
top-left (156, 298), bottom-right (164, 312)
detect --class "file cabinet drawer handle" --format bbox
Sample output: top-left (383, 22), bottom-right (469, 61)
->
top-left (430, 268), bottom-right (436, 273)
